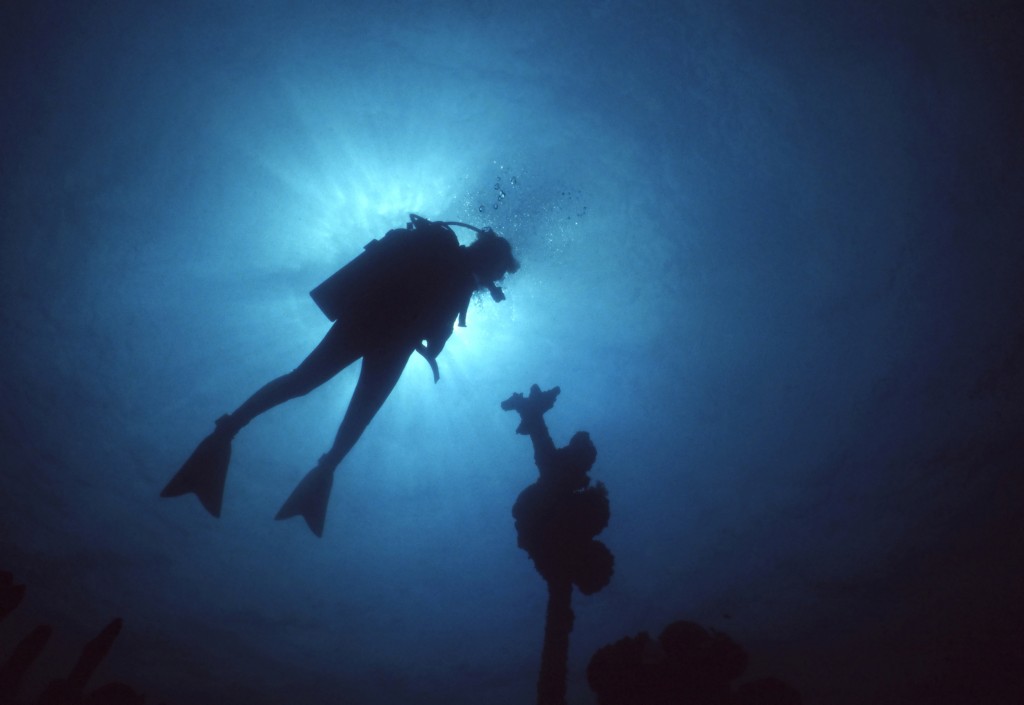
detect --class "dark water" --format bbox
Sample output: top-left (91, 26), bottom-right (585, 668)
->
top-left (1, 1), bottom-right (1022, 703)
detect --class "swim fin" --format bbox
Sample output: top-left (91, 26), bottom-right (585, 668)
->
top-left (275, 461), bottom-right (334, 538)
top-left (160, 417), bottom-right (233, 518)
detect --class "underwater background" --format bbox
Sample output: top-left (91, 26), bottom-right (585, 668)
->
top-left (1, 0), bottom-right (1022, 703)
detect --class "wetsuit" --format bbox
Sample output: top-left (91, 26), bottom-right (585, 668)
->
top-left (225, 221), bottom-right (477, 466)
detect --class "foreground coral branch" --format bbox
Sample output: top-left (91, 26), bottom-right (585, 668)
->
top-left (503, 385), bottom-right (614, 705)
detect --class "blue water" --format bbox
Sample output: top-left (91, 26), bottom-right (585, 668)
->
top-left (2, 1), bottom-right (1022, 703)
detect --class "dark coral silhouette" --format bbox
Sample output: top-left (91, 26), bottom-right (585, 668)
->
top-left (1, 571), bottom-right (26, 621)
top-left (587, 619), bottom-right (801, 705)
top-left (503, 384), bottom-right (614, 705)
top-left (0, 571), bottom-right (151, 705)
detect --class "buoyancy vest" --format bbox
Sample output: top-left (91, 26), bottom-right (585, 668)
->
top-left (310, 219), bottom-right (475, 352)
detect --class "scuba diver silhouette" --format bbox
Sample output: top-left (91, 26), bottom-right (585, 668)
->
top-left (161, 214), bottom-right (519, 537)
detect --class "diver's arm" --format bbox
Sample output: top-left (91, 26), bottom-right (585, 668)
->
top-left (421, 334), bottom-right (448, 365)
top-left (422, 309), bottom-right (460, 360)
top-left (415, 322), bottom-right (453, 384)
top-left (412, 296), bottom-right (460, 383)
top-left (415, 344), bottom-right (440, 383)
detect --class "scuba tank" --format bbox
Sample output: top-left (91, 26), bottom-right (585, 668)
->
top-left (309, 214), bottom-right (505, 320)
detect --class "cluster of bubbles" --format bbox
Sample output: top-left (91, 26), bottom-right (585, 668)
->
top-left (474, 172), bottom-right (588, 224)
top-left (478, 174), bottom-right (519, 212)
top-left (459, 169), bottom-right (591, 262)
top-left (560, 190), bottom-right (588, 220)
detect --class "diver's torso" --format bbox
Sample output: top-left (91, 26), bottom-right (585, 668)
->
top-left (341, 226), bottom-right (475, 350)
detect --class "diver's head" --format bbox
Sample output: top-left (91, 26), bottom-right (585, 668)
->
top-left (467, 228), bottom-right (519, 299)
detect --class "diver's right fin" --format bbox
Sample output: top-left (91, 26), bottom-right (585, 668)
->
top-left (275, 462), bottom-right (334, 538)
top-left (160, 419), bottom-right (233, 518)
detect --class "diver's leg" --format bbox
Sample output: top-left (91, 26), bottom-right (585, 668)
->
top-left (275, 345), bottom-right (413, 535)
top-left (220, 323), bottom-right (361, 437)
top-left (320, 345), bottom-right (415, 469)
top-left (163, 324), bottom-right (361, 516)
